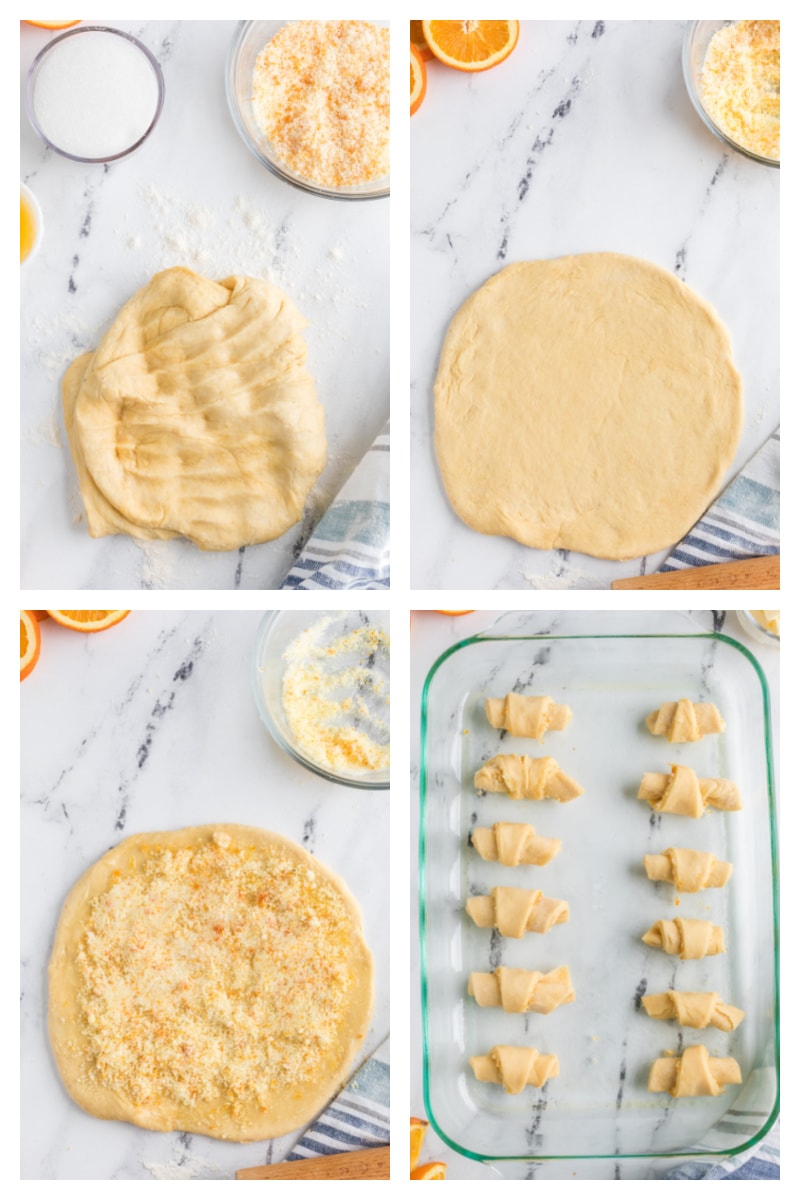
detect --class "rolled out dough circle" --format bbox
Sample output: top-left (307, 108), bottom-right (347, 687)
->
top-left (434, 253), bottom-right (743, 560)
top-left (48, 825), bottom-right (374, 1142)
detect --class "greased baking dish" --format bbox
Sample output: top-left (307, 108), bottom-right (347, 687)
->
top-left (419, 618), bottom-right (778, 1165)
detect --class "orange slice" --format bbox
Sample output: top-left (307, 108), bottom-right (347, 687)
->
top-left (411, 1161), bottom-right (447, 1180)
top-left (421, 20), bottom-right (519, 72)
top-left (410, 1116), bottom-right (429, 1170)
top-left (411, 43), bottom-right (427, 115)
top-left (435, 610), bottom-right (474, 615)
top-left (21, 611), bottom-right (41, 681)
top-left (25, 20), bottom-right (81, 29)
top-left (411, 20), bottom-right (433, 62)
top-left (46, 610), bottom-right (130, 632)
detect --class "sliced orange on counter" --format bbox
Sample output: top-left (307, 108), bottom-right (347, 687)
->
top-left (422, 20), bottom-right (519, 72)
top-left (411, 1161), bottom-right (447, 1180)
top-left (411, 20), bottom-right (434, 61)
top-left (411, 43), bottom-right (427, 115)
top-left (20, 611), bottom-right (41, 681)
top-left (47, 609), bottom-right (130, 632)
top-left (25, 20), bottom-right (81, 28)
top-left (410, 1116), bottom-right (429, 1170)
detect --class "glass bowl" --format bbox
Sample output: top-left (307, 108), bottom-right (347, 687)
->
top-left (252, 610), bottom-right (390, 790)
top-left (25, 25), bottom-right (164, 164)
top-left (736, 609), bottom-right (780, 647)
top-left (225, 20), bottom-right (390, 200)
top-left (682, 21), bottom-right (779, 168)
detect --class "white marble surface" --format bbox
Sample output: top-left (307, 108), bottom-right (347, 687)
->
top-left (21, 611), bottom-right (389, 1180)
top-left (410, 609), bottom-right (779, 1179)
top-left (411, 20), bottom-right (779, 589)
top-left (21, 20), bottom-right (388, 590)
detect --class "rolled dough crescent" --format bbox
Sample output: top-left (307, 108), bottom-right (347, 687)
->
top-left (434, 253), bottom-right (743, 560)
top-left (48, 825), bottom-right (374, 1142)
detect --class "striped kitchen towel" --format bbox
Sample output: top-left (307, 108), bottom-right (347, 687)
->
top-left (286, 1038), bottom-right (390, 1160)
top-left (281, 422), bottom-right (389, 590)
top-left (658, 428), bottom-right (779, 572)
top-left (662, 1117), bottom-right (779, 1179)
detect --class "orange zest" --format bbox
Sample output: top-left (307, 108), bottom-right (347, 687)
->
top-left (21, 611), bottom-right (41, 681)
top-left (422, 20), bottom-right (519, 72)
top-left (25, 20), bottom-right (81, 29)
top-left (410, 20), bottom-right (433, 62)
top-left (410, 1116), bottom-right (429, 1170)
top-left (411, 1161), bottom-right (447, 1180)
top-left (411, 43), bottom-right (427, 115)
top-left (46, 610), bottom-right (130, 633)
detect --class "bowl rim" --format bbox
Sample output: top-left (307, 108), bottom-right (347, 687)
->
top-left (225, 19), bottom-right (390, 201)
top-left (681, 20), bottom-right (779, 169)
top-left (25, 24), bottom-right (165, 164)
top-left (251, 610), bottom-right (390, 791)
top-left (20, 181), bottom-right (44, 264)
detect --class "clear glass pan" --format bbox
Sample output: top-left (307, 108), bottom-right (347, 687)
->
top-left (419, 622), bottom-right (778, 1163)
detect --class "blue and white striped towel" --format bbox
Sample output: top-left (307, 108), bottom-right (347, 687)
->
top-left (658, 428), bottom-right (779, 572)
top-left (663, 1117), bottom-right (779, 1179)
top-left (281, 422), bottom-right (389, 590)
top-left (286, 1037), bottom-right (390, 1160)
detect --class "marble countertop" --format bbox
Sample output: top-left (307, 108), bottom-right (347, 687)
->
top-left (21, 20), bottom-right (388, 591)
top-left (410, 608), bottom-right (779, 1179)
top-left (21, 610), bottom-right (389, 1180)
top-left (411, 20), bottom-right (779, 589)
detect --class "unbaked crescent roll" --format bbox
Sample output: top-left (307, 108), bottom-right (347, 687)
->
top-left (646, 699), bottom-right (725, 743)
top-left (466, 886), bottom-right (569, 938)
top-left (648, 1044), bottom-right (741, 1097)
top-left (469, 965), bottom-right (575, 1014)
top-left (469, 1045), bottom-right (559, 1094)
top-left (638, 763), bottom-right (741, 818)
top-left (485, 694), bottom-right (572, 741)
top-left (642, 917), bottom-right (725, 959)
top-left (642, 990), bottom-right (744, 1032)
top-left (644, 847), bottom-right (733, 892)
top-left (471, 822), bottom-right (561, 867)
top-left (474, 755), bottom-right (584, 802)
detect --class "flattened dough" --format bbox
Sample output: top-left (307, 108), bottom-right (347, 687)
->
top-left (63, 268), bottom-right (326, 551)
top-left (48, 825), bottom-right (373, 1141)
top-left (434, 253), bottom-right (742, 560)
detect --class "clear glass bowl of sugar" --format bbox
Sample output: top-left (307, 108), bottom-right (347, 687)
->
top-left (25, 25), bottom-right (165, 164)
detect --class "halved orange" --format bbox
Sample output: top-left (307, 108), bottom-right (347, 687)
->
top-left (410, 1116), bottom-right (429, 1170)
top-left (411, 20), bottom-right (433, 62)
top-left (46, 610), bottom-right (130, 632)
top-left (422, 20), bottom-right (519, 72)
top-left (411, 1161), bottom-right (447, 1180)
top-left (411, 43), bottom-right (427, 115)
top-left (21, 611), bottom-right (41, 681)
top-left (25, 20), bottom-right (81, 29)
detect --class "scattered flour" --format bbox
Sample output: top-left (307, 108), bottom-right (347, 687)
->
top-left (142, 1155), bottom-right (228, 1181)
top-left (22, 408), bottom-right (61, 448)
top-left (522, 567), bottom-right (606, 590)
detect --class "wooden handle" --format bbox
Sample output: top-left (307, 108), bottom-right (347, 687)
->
top-left (236, 1145), bottom-right (390, 1180)
top-left (611, 555), bottom-right (780, 590)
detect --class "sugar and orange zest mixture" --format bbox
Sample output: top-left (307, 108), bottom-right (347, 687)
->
top-left (700, 20), bottom-right (779, 160)
top-left (282, 619), bottom-right (390, 775)
top-left (74, 832), bottom-right (357, 1120)
top-left (252, 21), bottom-right (390, 187)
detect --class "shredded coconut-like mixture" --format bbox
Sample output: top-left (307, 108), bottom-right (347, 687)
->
top-left (701, 20), bottom-right (779, 160)
top-left (252, 21), bottom-right (390, 187)
top-left (282, 615), bottom-right (390, 775)
top-left (75, 833), bottom-right (358, 1119)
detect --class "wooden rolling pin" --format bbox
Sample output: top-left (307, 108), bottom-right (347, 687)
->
top-left (236, 1145), bottom-right (390, 1180)
top-left (612, 555), bottom-right (779, 590)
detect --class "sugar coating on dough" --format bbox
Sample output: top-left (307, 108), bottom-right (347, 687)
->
top-left (63, 268), bottom-right (326, 552)
top-left (434, 253), bottom-right (742, 560)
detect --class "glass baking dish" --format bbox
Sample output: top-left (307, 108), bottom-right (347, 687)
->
top-left (419, 618), bottom-right (778, 1166)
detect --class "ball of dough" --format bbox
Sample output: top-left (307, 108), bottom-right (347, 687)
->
top-left (63, 268), bottom-right (326, 552)
top-left (434, 253), bottom-right (743, 560)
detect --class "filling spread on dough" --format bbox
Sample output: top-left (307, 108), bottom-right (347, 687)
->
top-left (74, 832), bottom-right (359, 1116)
